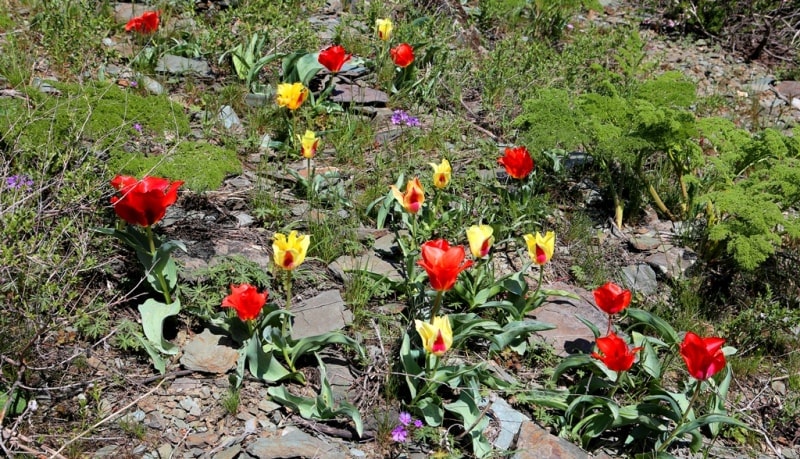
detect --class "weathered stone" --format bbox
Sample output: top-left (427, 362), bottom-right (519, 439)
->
top-left (628, 235), bottom-right (665, 252)
top-left (212, 445), bottom-right (241, 459)
top-left (513, 421), bottom-right (589, 459)
top-left (487, 397), bottom-right (530, 451)
top-left (292, 290), bottom-right (353, 339)
top-left (179, 397), bottom-right (202, 417)
top-left (621, 264), bottom-right (658, 295)
top-left (156, 55), bottom-right (212, 76)
top-left (246, 427), bottom-right (346, 458)
top-left (156, 444), bottom-right (173, 459)
top-left (185, 430), bottom-right (219, 448)
top-left (180, 329), bottom-right (239, 374)
top-left (329, 253), bottom-right (403, 282)
top-left (644, 247), bottom-right (696, 279)
top-left (330, 83), bottom-right (389, 106)
top-left (218, 105), bottom-right (242, 131)
top-left (93, 445), bottom-right (119, 458)
top-left (530, 283), bottom-right (607, 356)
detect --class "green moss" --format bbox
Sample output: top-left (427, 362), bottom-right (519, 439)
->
top-left (110, 141), bottom-right (242, 192)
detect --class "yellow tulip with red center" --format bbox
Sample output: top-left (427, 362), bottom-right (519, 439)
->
top-left (523, 231), bottom-right (555, 265)
top-left (415, 316), bottom-right (453, 356)
top-left (298, 130), bottom-right (319, 159)
top-left (276, 82), bottom-right (308, 110)
top-left (376, 18), bottom-right (393, 41)
top-left (466, 225), bottom-right (494, 258)
top-left (273, 231), bottom-right (310, 271)
top-left (390, 177), bottom-right (425, 214)
top-left (429, 158), bottom-right (451, 189)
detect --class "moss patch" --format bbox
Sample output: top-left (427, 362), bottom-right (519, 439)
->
top-left (110, 141), bottom-right (242, 192)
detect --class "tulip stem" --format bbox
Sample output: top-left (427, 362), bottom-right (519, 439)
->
top-left (429, 290), bottom-right (444, 323)
top-left (145, 225), bottom-right (172, 305)
top-left (411, 213), bottom-right (419, 251)
top-left (411, 354), bottom-right (442, 406)
top-left (533, 263), bottom-right (544, 298)
top-left (281, 270), bottom-right (296, 373)
top-left (657, 381), bottom-right (702, 453)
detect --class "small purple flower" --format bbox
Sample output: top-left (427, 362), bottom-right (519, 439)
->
top-left (398, 411), bottom-right (412, 426)
top-left (391, 109), bottom-right (420, 127)
top-left (129, 80), bottom-right (138, 87)
top-left (391, 425), bottom-right (408, 443)
top-left (6, 174), bottom-right (33, 189)
top-left (404, 115), bottom-right (420, 127)
top-left (133, 123), bottom-right (142, 133)
top-left (414, 419), bottom-right (423, 428)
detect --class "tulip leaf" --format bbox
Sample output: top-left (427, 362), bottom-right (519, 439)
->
top-left (576, 314), bottom-right (602, 339)
top-left (400, 332), bottom-right (423, 399)
top-left (444, 388), bottom-right (491, 458)
top-left (632, 331), bottom-right (662, 379)
top-left (539, 288), bottom-right (580, 300)
top-left (488, 319), bottom-right (555, 353)
top-left (624, 308), bottom-right (679, 344)
top-left (138, 298), bottom-right (180, 355)
top-left (245, 335), bottom-right (291, 383)
top-left (136, 333), bottom-right (167, 374)
top-left (288, 331), bottom-right (366, 367)
top-left (418, 396), bottom-right (444, 427)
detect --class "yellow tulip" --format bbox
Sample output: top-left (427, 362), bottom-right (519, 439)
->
top-left (429, 158), bottom-right (451, 189)
top-left (466, 225), bottom-right (494, 258)
top-left (298, 130), bottom-right (319, 159)
top-left (276, 82), bottom-right (308, 110)
top-left (415, 316), bottom-right (453, 356)
top-left (390, 177), bottom-right (425, 214)
top-left (273, 230), bottom-right (310, 270)
top-left (376, 18), bottom-right (393, 41)
top-left (523, 231), bottom-right (555, 266)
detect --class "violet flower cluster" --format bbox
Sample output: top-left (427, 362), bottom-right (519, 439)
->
top-left (6, 174), bottom-right (34, 190)
top-left (391, 110), bottom-right (420, 127)
top-left (391, 411), bottom-right (424, 443)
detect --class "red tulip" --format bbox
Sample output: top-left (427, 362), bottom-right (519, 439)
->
top-left (125, 11), bottom-right (160, 34)
top-left (591, 332), bottom-right (642, 372)
top-left (318, 45), bottom-right (352, 73)
top-left (417, 239), bottom-right (473, 291)
top-left (390, 43), bottom-right (415, 68)
top-left (593, 282), bottom-right (632, 315)
top-left (222, 284), bottom-right (268, 321)
top-left (110, 175), bottom-right (183, 227)
top-left (497, 146), bottom-right (534, 179)
top-left (680, 331), bottom-right (726, 380)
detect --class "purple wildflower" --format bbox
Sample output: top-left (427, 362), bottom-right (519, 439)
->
top-left (391, 109), bottom-right (420, 127)
top-left (6, 174), bottom-right (34, 189)
top-left (133, 123), bottom-right (142, 133)
top-left (414, 419), bottom-right (423, 428)
top-left (404, 115), bottom-right (420, 127)
top-left (399, 411), bottom-right (412, 426)
top-left (391, 425), bottom-right (408, 443)
top-left (129, 80), bottom-right (138, 87)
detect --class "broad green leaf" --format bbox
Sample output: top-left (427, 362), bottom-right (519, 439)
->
top-left (501, 271), bottom-right (528, 296)
top-left (489, 319), bottom-right (555, 353)
top-left (576, 314), bottom-right (602, 339)
top-left (624, 308), bottom-right (679, 344)
top-left (539, 288), bottom-right (581, 300)
top-left (400, 332), bottom-right (423, 399)
top-left (136, 333), bottom-right (167, 374)
top-left (418, 396), bottom-right (444, 426)
top-left (708, 365), bottom-right (733, 436)
top-left (138, 298), bottom-right (180, 355)
top-left (0, 389), bottom-right (28, 416)
top-left (246, 336), bottom-right (291, 383)
top-left (295, 52), bottom-right (325, 86)
top-left (267, 385), bottom-right (317, 419)
top-left (444, 389), bottom-right (491, 458)
top-left (632, 331), bottom-right (662, 378)
top-left (289, 331), bottom-right (366, 367)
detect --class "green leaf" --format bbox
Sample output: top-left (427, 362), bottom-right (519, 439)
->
top-left (267, 385), bottom-right (317, 418)
top-left (295, 52), bottom-right (325, 86)
top-left (136, 333), bottom-right (167, 374)
top-left (289, 331), bottom-right (366, 367)
top-left (672, 414), bottom-right (749, 444)
top-left (444, 388), bottom-right (491, 458)
top-left (632, 331), bottom-right (662, 379)
top-left (576, 314), bottom-right (602, 339)
top-left (418, 396), bottom-right (444, 427)
top-left (539, 288), bottom-right (581, 300)
top-left (245, 336), bottom-right (291, 383)
top-left (400, 332), bottom-right (423, 399)
top-left (138, 298), bottom-right (181, 355)
top-left (624, 308), bottom-right (679, 344)
top-left (0, 389), bottom-right (28, 416)
top-left (489, 319), bottom-right (555, 353)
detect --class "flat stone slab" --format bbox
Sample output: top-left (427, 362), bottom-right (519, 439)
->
top-left (180, 329), bottom-right (239, 374)
top-left (246, 427), bottom-right (346, 458)
top-left (487, 397), bottom-right (530, 451)
top-left (513, 421), bottom-right (590, 459)
top-left (291, 289), bottom-right (353, 339)
top-left (329, 253), bottom-right (403, 282)
top-left (330, 83), bottom-right (388, 106)
top-left (621, 263), bottom-right (658, 295)
top-left (529, 282), bottom-right (607, 356)
top-left (156, 54), bottom-right (212, 76)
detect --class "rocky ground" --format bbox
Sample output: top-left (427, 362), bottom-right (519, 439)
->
top-left (5, 0), bottom-right (800, 458)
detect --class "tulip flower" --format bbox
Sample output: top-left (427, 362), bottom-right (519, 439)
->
top-left (680, 331), bottom-right (726, 380)
top-left (125, 10), bottom-right (160, 34)
top-left (418, 239), bottom-right (473, 292)
top-left (523, 231), bottom-right (555, 266)
top-left (466, 225), bottom-right (494, 258)
top-left (376, 18), bottom-right (393, 41)
top-left (593, 282), bottom-right (632, 315)
top-left (110, 175), bottom-right (183, 227)
top-left (273, 231), bottom-right (310, 271)
top-left (276, 82), bottom-right (308, 110)
top-left (415, 316), bottom-right (453, 356)
top-left (318, 45), bottom-right (351, 73)
top-left (591, 332), bottom-right (642, 372)
top-left (390, 177), bottom-right (425, 214)
top-left (298, 130), bottom-right (319, 159)
top-left (222, 283), bottom-right (268, 322)
top-left (390, 43), bottom-right (415, 68)
top-left (429, 159), bottom-right (451, 189)
top-left (497, 146), bottom-right (534, 180)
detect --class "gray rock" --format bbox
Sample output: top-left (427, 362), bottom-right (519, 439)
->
top-left (329, 253), bottom-right (403, 282)
top-left (291, 290), bottom-right (353, 339)
top-left (330, 83), bottom-right (389, 106)
top-left (156, 444), bottom-right (173, 459)
top-left (621, 264), bottom-right (658, 295)
top-left (530, 283), bottom-right (607, 356)
top-left (180, 329), bottom-right (239, 374)
top-left (218, 105), bottom-right (242, 131)
top-left (93, 445), bottom-right (119, 458)
top-left (246, 427), bottom-right (346, 458)
top-left (486, 396), bottom-right (530, 451)
top-left (212, 445), bottom-right (241, 459)
top-left (113, 3), bottom-right (150, 24)
top-left (645, 247), bottom-right (696, 279)
top-left (141, 76), bottom-right (164, 95)
top-left (513, 421), bottom-right (590, 459)
top-left (245, 92), bottom-right (271, 107)
top-left (628, 235), bottom-right (665, 251)
top-left (233, 212), bottom-right (255, 227)
top-left (179, 397), bottom-right (202, 417)
top-left (156, 54), bottom-right (212, 76)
